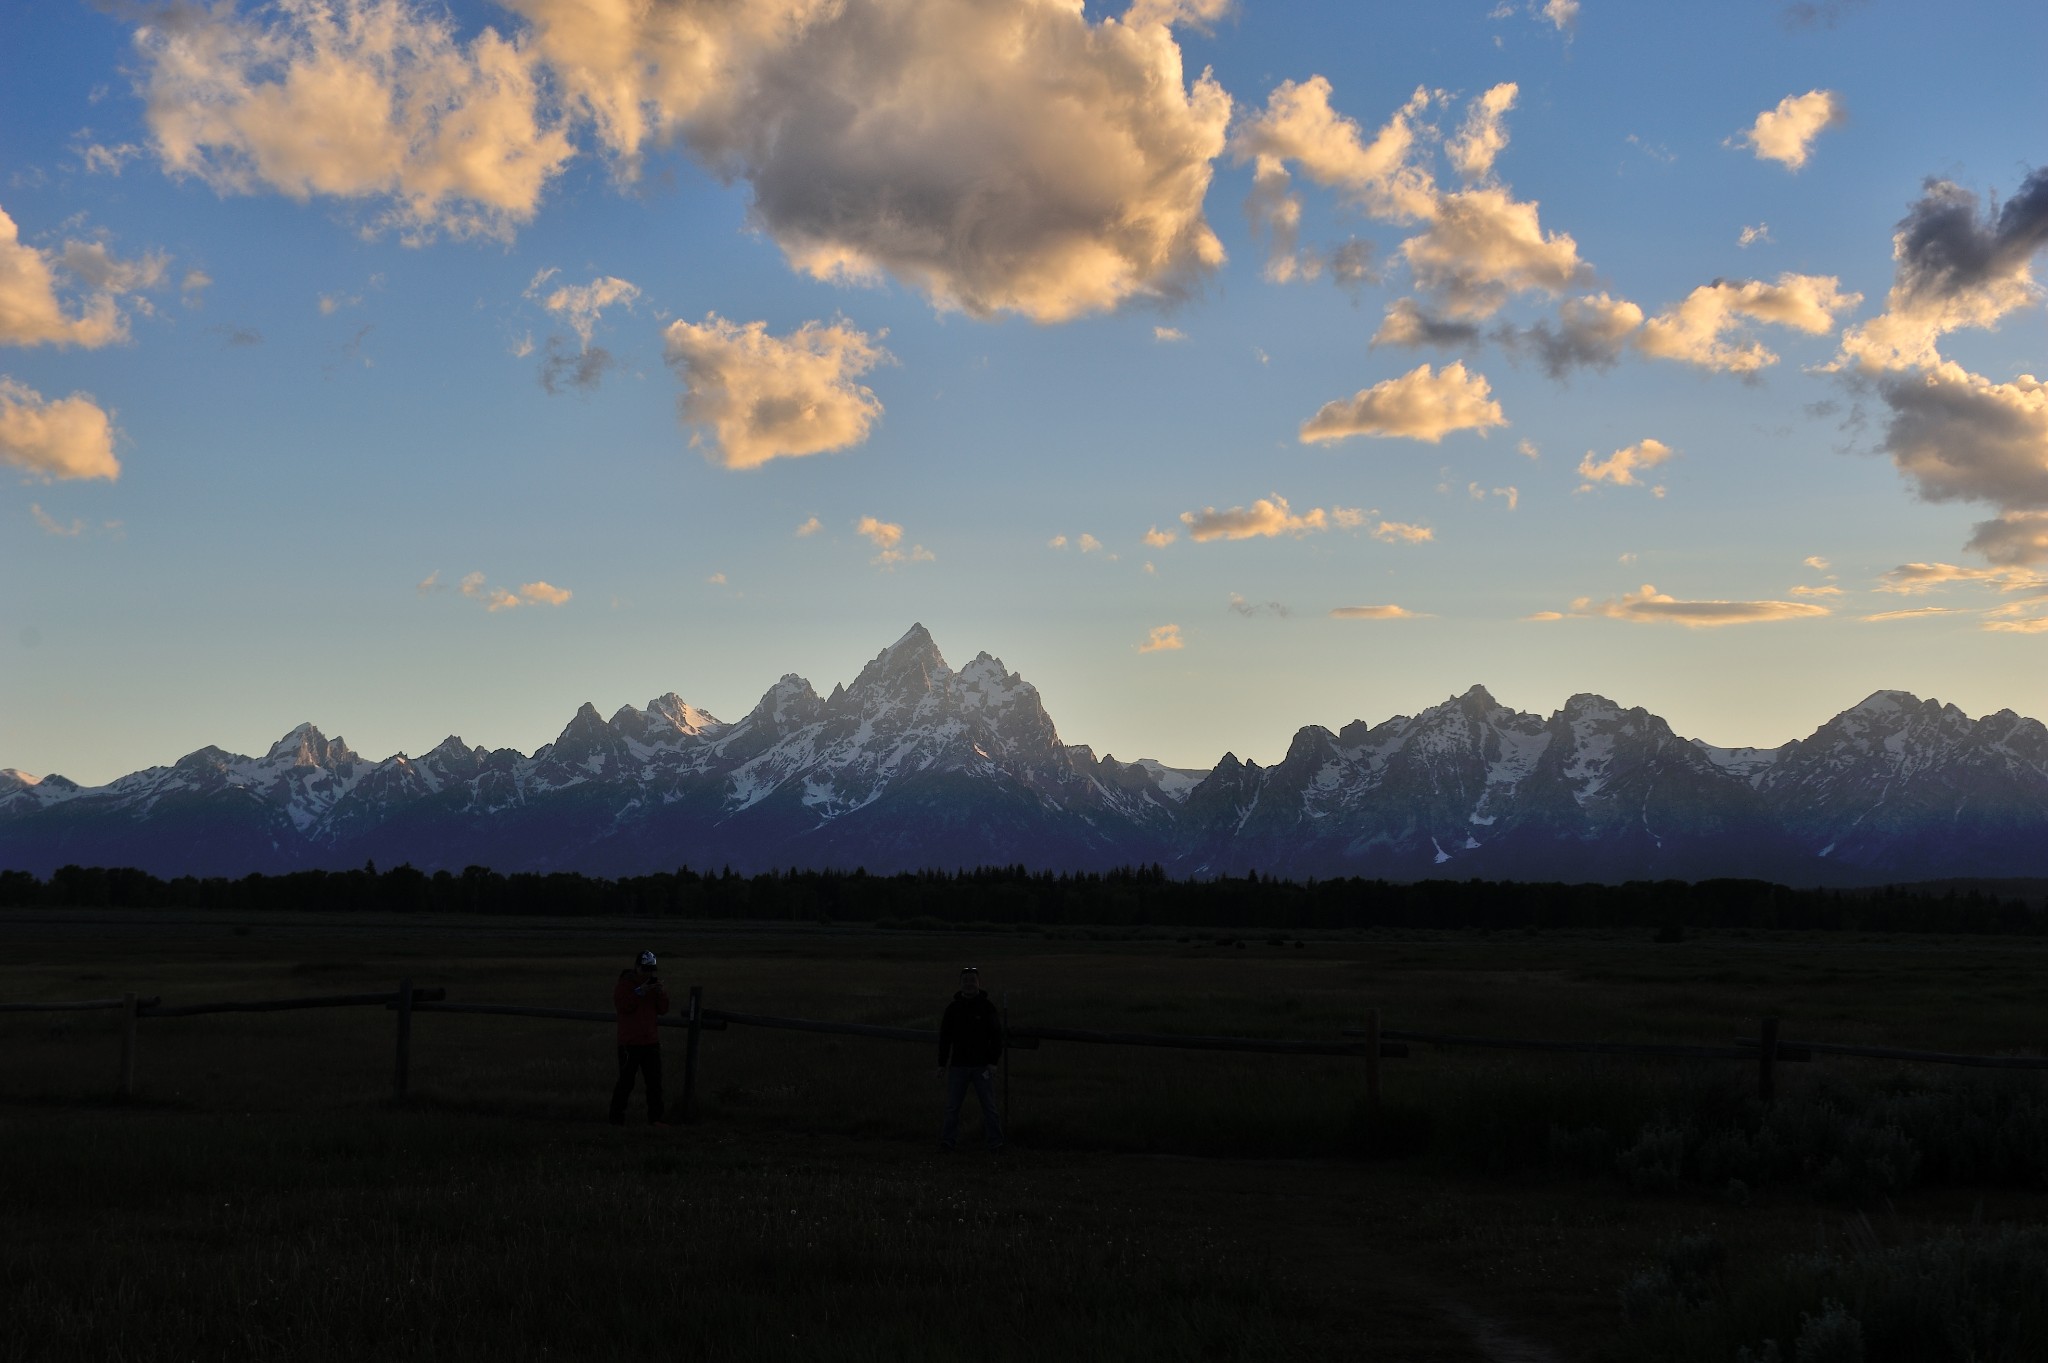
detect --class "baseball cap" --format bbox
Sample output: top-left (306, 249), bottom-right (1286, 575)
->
top-left (637, 950), bottom-right (658, 968)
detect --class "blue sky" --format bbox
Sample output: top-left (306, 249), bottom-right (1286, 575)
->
top-left (4, 0), bottom-right (2047, 785)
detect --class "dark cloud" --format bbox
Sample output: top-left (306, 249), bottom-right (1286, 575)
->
top-left (210, 323), bottom-right (261, 347)
top-left (1500, 292), bottom-right (1644, 379)
top-left (1227, 594), bottom-right (1292, 618)
top-left (1892, 171), bottom-right (2048, 307)
top-left (1878, 364), bottom-right (2048, 512)
top-left (539, 337), bottom-right (615, 395)
top-left (1373, 298), bottom-right (1481, 349)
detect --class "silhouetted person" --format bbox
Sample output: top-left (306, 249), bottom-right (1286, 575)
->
top-left (611, 950), bottom-right (669, 1125)
top-left (936, 966), bottom-right (1004, 1151)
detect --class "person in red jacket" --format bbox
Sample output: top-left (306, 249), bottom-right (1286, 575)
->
top-left (610, 950), bottom-right (670, 1125)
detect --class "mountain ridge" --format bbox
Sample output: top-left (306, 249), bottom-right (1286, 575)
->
top-left (6, 624), bottom-right (2048, 885)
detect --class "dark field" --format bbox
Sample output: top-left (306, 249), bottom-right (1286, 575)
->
top-left (4, 911), bottom-right (2047, 1361)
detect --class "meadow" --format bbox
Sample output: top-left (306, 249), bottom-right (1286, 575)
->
top-left (4, 908), bottom-right (2046, 1361)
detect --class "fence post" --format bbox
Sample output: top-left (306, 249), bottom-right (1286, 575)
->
top-left (1757, 1016), bottom-right (1779, 1103)
top-left (1362, 1007), bottom-right (1382, 1116)
top-left (119, 992), bottom-right (138, 1099)
top-left (393, 978), bottom-right (414, 1100)
top-left (681, 986), bottom-right (703, 1124)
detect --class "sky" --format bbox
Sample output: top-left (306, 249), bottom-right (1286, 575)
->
top-left (4, 0), bottom-right (2048, 786)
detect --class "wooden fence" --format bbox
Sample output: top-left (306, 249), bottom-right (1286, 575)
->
top-left (6, 985), bottom-right (2045, 1120)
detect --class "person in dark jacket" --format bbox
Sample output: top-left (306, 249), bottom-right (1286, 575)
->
top-left (610, 950), bottom-right (670, 1125)
top-left (936, 966), bottom-right (1004, 1151)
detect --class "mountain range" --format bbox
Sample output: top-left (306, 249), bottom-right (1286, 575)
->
top-left (6, 624), bottom-right (2048, 885)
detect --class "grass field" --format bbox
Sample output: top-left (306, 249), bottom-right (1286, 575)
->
top-left (4, 911), bottom-right (2046, 1361)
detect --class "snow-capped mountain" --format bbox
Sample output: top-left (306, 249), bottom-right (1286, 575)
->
top-left (5, 625), bottom-right (2047, 885)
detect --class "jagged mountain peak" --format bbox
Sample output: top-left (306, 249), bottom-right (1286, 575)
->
top-left (265, 722), bottom-right (357, 768)
top-left (846, 622), bottom-right (951, 702)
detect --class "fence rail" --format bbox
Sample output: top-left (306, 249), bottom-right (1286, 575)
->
top-left (8, 983), bottom-right (2044, 1123)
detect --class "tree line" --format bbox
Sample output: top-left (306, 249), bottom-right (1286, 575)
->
top-left (3, 862), bottom-right (2045, 934)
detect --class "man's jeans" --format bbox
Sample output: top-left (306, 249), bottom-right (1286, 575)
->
top-left (611, 1043), bottom-right (664, 1124)
top-left (940, 1065), bottom-right (1003, 1150)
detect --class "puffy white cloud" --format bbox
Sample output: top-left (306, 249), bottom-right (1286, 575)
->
top-left (856, 515), bottom-right (933, 566)
top-left (1573, 584), bottom-right (1831, 626)
top-left (1047, 534), bottom-right (1068, 549)
top-left (1511, 291), bottom-right (1643, 378)
top-left (1446, 82), bottom-right (1516, 181)
top-left (663, 314), bottom-right (889, 469)
top-left (0, 378), bottom-right (120, 481)
top-left (1739, 223), bottom-right (1772, 248)
top-left (1179, 493), bottom-right (1360, 542)
top-left (617, 0), bottom-right (1231, 320)
top-left (1639, 273), bottom-right (1860, 373)
top-left (1834, 172), bottom-right (2048, 373)
top-left (1577, 437), bottom-right (1674, 489)
top-left (1137, 623), bottom-right (1185, 652)
top-left (456, 571), bottom-right (572, 611)
top-left (1734, 90), bottom-right (1844, 171)
top-left (1142, 526), bottom-right (1177, 547)
top-left (1371, 298), bottom-right (1481, 350)
top-left (1538, 0), bottom-right (1579, 31)
top-left (135, 0), bottom-right (575, 242)
top-left (0, 207), bottom-right (129, 348)
top-left (1399, 185), bottom-right (1589, 319)
top-left (1233, 78), bottom-right (1438, 222)
top-left (1299, 361), bottom-right (1507, 444)
top-left (1153, 326), bottom-right (1187, 343)
top-left (794, 516), bottom-right (822, 537)
top-left (1330, 603), bottom-right (1426, 619)
top-left (1803, 555), bottom-right (1831, 571)
top-left (1371, 519), bottom-right (1434, 544)
top-left (534, 272), bottom-right (638, 348)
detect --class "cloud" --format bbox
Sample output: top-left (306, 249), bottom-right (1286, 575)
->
top-left (1639, 273), bottom-right (1860, 373)
top-left (1788, 585), bottom-right (1843, 598)
top-left (59, 240), bottom-right (169, 296)
top-left (318, 291), bottom-right (360, 316)
top-left (1078, 533), bottom-right (1104, 554)
top-left (1861, 606), bottom-right (1963, 622)
top-left (1142, 526), bottom-right (1177, 547)
top-left (1875, 362), bottom-right (2048, 519)
top-left (1047, 534), bottom-right (1068, 549)
top-left (1228, 593), bottom-right (1292, 618)
top-left (1137, 623), bottom-right (1185, 652)
top-left (1372, 298), bottom-right (1482, 349)
top-left (30, 503), bottom-right (85, 536)
top-left (1179, 493), bottom-right (1361, 542)
top-left (1331, 604), bottom-right (1427, 619)
top-left (1400, 185), bottom-right (1591, 319)
top-left (706, 572), bottom-right (727, 586)
top-left (1875, 561), bottom-right (2048, 595)
top-left (455, 572), bottom-right (572, 611)
top-left (1510, 291), bottom-right (1644, 378)
top-left (1517, 438), bottom-right (1540, 459)
top-left (0, 207), bottom-right (130, 348)
top-left (1468, 482), bottom-right (1520, 510)
top-left (133, 0), bottom-right (575, 242)
top-left (663, 314), bottom-right (889, 469)
top-left (416, 570), bottom-right (443, 595)
top-left (856, 515), bottom-right (933, 566)
top-left (1834, 171), bottom-right (2048, 373)
top-left (538, 337), bottom-right (615, 395)
top-left (1300, 361), bottom-right (1507, 444)
top-left (1967, 513), bottom-right (2048, 568)
top-left (212, 324), bottom-right (263, 347)
top-left (1804, 555), bottom-right (1831, 571)
top-left (1983, 613), bottom-right (2048, 634)
top-left (1372, 519), bottom-right (1434, 544)
top-left (535, 274), bottom-right (639, 348)
top-left (795, 516), bottom-right (822, 537)
top-left (1577, 437), bottom-right (1674, 489)
top-left (1538, 0), bottom-right (1580, 31)
top-left (1233, 79), bottom-right (1438, 224)
top-left (517, 0), bottom-right (1234, 319)
top-left (0, 378), bottom-right (120, 481)
top-left (1446, 83), bottom-right (1517, 181)
top-left (1733, 90), bottom-right (1844, 171)
top-left (1739, 223), bottom-right (1772, 248)
top-left (1573, 583), bottom-right (1831, 626)
top-left (1153, 326), bottom-right (1187, 343)
top-left (81, 142), bottom-right (143, 175)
